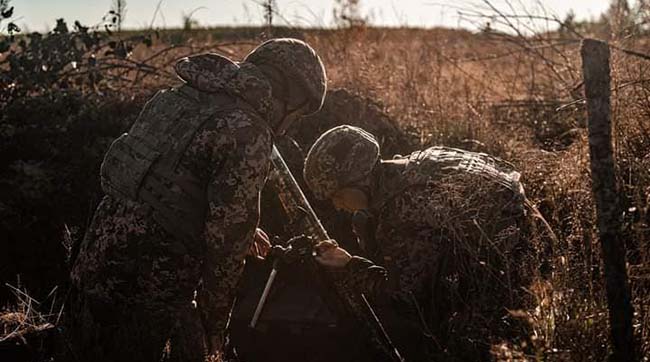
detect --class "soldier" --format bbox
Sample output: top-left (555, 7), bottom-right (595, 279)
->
top-left (305, 125), bottom-right (554, 361)
top-left (67, 38), bottom-right (326, 362)
top-left (259, 88), bottom-right (415, 247)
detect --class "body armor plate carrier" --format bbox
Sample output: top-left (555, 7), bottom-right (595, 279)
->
top-left (100, 86), bottom-right (237, 245)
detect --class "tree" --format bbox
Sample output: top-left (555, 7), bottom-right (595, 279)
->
top-left (263, 0), bottom-right (276, 29)
top-left (333, 0), bottom-right (366, 28)
top-left (602, 0), bottom-right (635, 38)
top-left (559, 10), bottom-right (576, 36)
top-left (110, 0), bottom-right (127, 32)
top-left (634, 0), bottom-right (650, 33)
top-left (0, 0), bottom-right (19, 36)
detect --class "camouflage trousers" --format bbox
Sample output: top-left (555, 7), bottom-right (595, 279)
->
top-left (64, 196), bottom-right (211, 361)
top-left (64, 286), bottom-right (207, 362)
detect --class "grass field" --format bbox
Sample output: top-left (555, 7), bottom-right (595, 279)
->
top-left (2, 10), bottom-right (650, 360)
top-left (301, 26), bottom-right (650, 360)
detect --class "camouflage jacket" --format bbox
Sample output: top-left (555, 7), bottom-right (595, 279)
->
top-left (341, 146), bottom-right (529, 310)
top-left (71, 54), bottom-right (275, 344)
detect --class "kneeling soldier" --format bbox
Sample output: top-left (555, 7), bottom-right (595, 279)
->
top-left (306, 125), bottom-right (553, 361)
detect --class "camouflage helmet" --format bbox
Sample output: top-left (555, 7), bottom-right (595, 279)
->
top-left (243, 38), bottom-right (327, 116)
top-left (303, 125), bottom-right (380, 200)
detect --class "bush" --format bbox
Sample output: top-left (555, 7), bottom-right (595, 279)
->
top-left (0, 90), bottom-right (146, 303)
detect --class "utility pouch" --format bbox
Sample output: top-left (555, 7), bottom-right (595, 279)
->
top-left (100, 133), bottom-right (161, 201)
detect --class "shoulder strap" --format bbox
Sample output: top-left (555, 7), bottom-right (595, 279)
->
top-left (100, 89), bottom-right (236, 201)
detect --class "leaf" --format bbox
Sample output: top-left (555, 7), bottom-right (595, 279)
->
top-left (7, 22), bottom-right (20, 34)
top-left (0, 40), bottom-right (9, 53)
top-left (1, 6), bottom-right (13, 19)
top-left (74, 21), bottom-right (89, 33)
top-left (54, 19), bottom-right (68, 34)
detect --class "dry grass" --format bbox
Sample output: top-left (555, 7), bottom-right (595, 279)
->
top-left (3, 20), bottom-right (650, 360)
top-left (298, 27), bottom-right (650, 360)
top-left (163, 25), bottom-right (650, 359)
top-left (0, 283), bottom-right (60, 360)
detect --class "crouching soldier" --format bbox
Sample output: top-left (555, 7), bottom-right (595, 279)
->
top-left (305, 125), bottom-right (554, 361)
top-left (66, 38), bottom-right (327, 362)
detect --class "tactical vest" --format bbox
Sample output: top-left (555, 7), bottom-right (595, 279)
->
top-left (100, 86), bottom-right (239, 245)
top-left (364, 147), bottom-right (526, 289)
top-left (406, 147), bottom-right (522, 191)
top-left (372, 146), bottom-right (524, 212)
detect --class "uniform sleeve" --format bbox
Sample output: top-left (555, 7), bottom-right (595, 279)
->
top-left (198, 120), bottom-right (271, 344)
top-left (375, 190), bottom-right (444, 306)
top-left (335, 256), bottom-right (389, 299)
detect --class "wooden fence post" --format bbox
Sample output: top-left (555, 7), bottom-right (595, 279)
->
top-left (581, 38), bottom-right (636, 361)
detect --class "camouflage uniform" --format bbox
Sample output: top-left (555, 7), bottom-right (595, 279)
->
top-left (260, 88), bottom-right (414, 253)
top-left (304, 126), bottom-right (547, 360)
top-left (68, 39), bottom-right (326, 362)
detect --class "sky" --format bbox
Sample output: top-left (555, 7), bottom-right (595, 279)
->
top-left (8, 0), bottom-right (614, 33)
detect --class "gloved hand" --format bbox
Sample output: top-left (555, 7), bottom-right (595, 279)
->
top-left (314, 239), bottom-right (352, 268)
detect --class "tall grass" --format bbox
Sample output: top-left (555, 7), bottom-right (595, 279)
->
top-left (3, 8), bottom-right (650, 359)
top-left (302, 25), bottom-right (650, 360)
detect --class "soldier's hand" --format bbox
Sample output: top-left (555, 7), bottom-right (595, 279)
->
top-left (248, 228), bottom-right (271, 259)
top-left (314, 240), bottom-right (352, 268)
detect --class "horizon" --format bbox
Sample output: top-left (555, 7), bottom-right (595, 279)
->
top-left (7, 0), bottom-right (613, 34)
